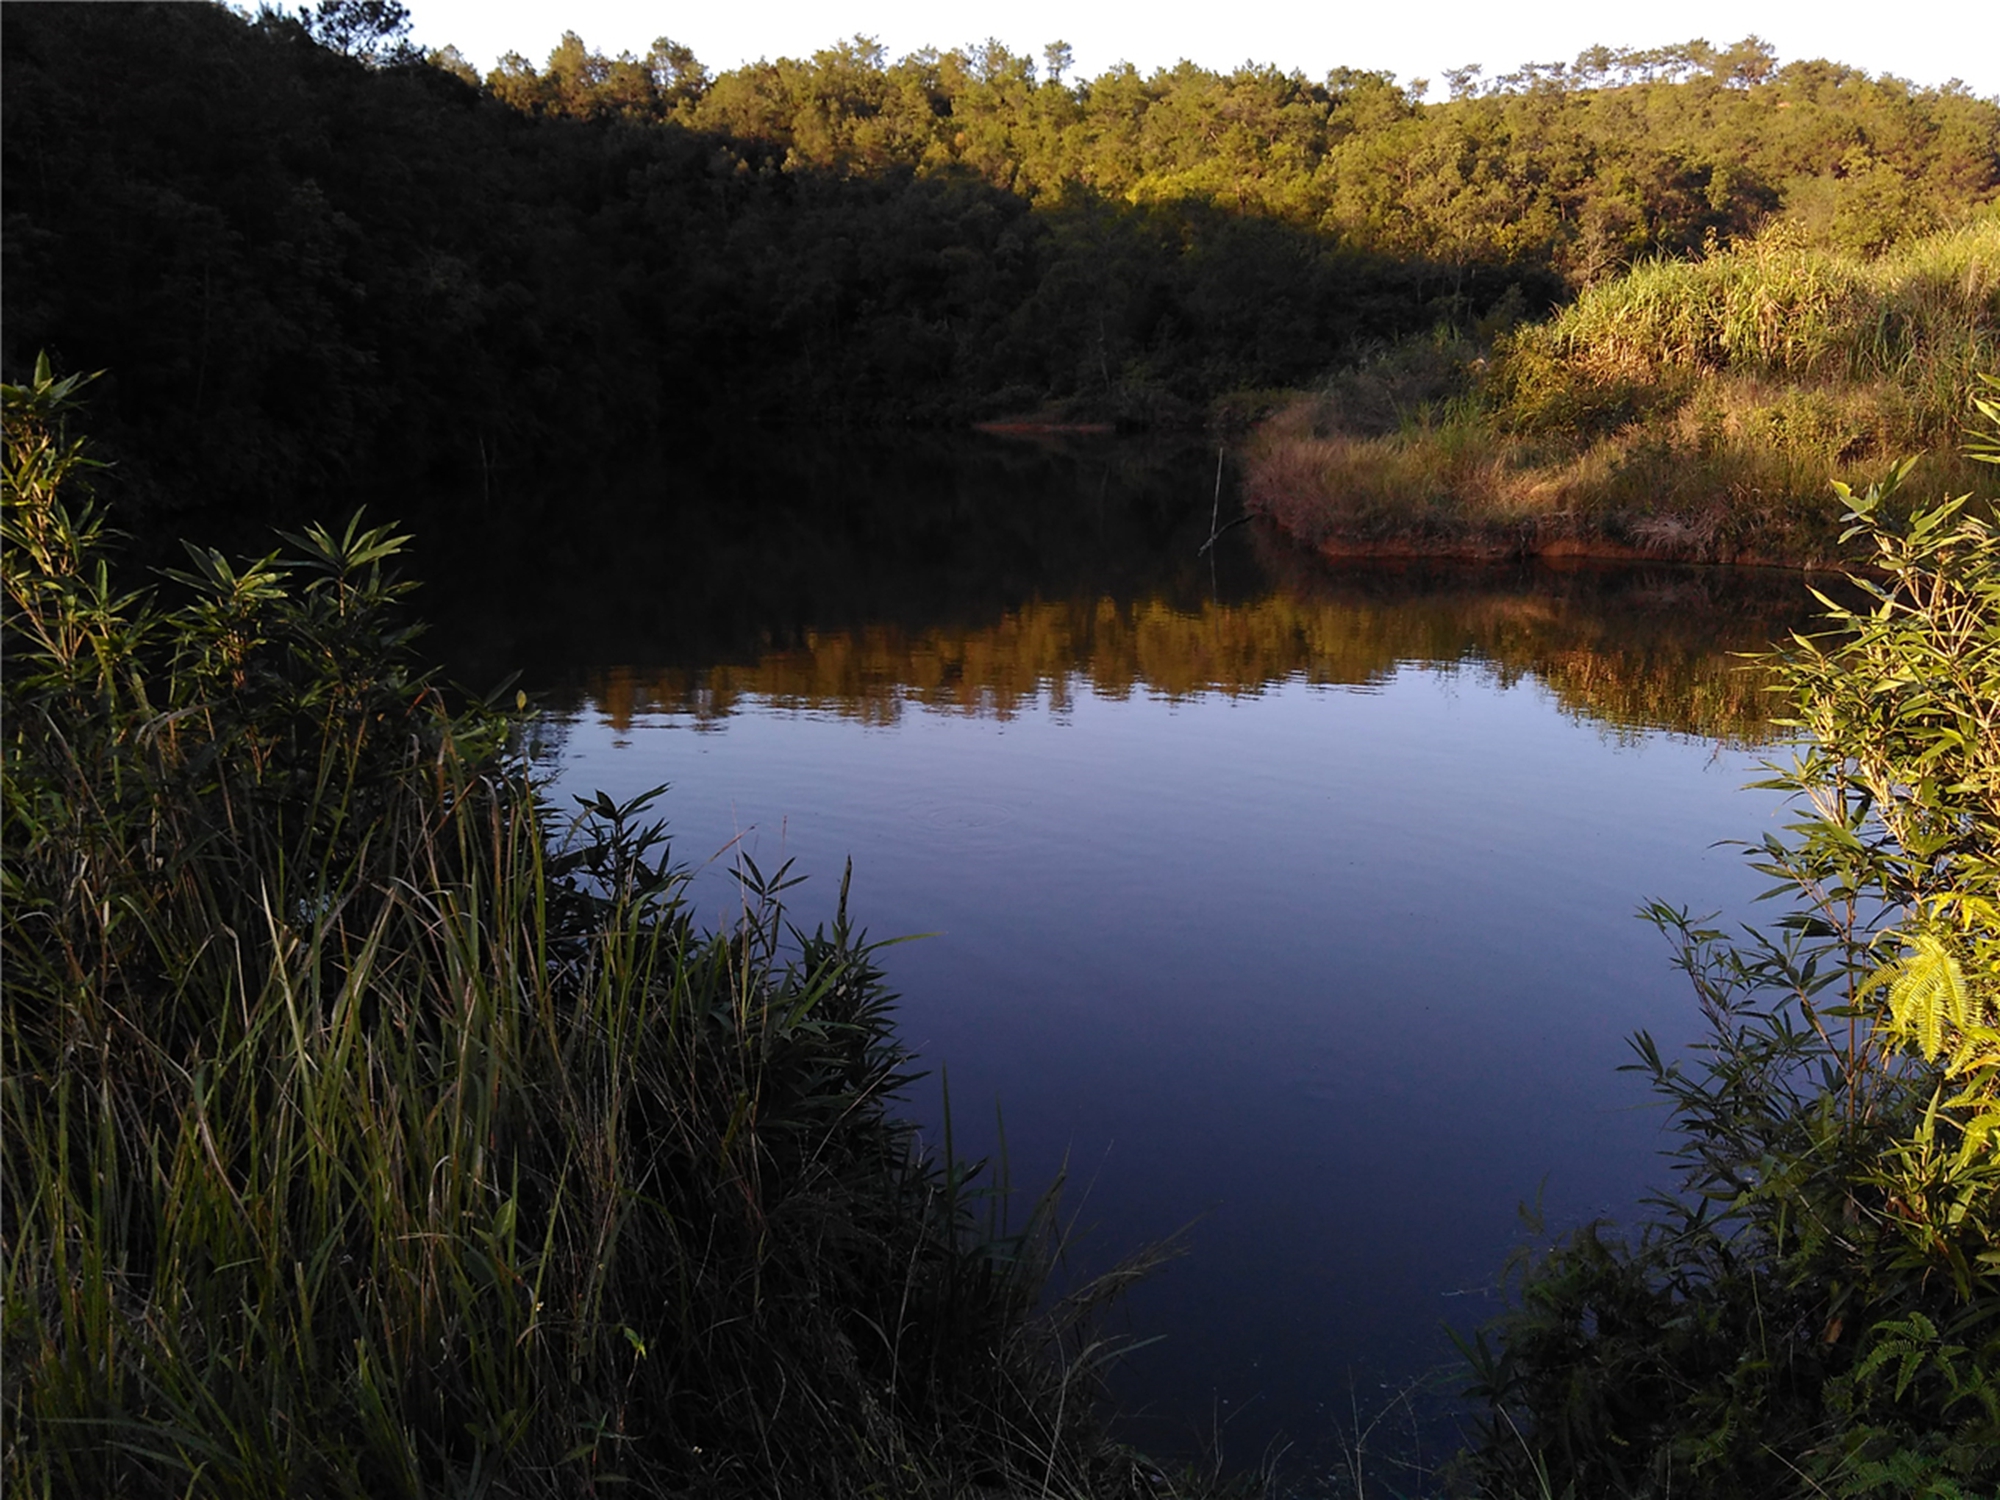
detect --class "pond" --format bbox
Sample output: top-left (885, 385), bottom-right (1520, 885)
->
top-left (417, 431), bottom-right (1821, 1478)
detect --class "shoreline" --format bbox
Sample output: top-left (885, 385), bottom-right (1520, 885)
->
top-left (1298, 531), bottom-right (1842, 571)
top-left (971, 419), bottom-right (1119, 435)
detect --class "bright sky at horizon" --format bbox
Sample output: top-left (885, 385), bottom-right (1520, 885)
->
top-left (401, 0), bottom-right (1999, 102)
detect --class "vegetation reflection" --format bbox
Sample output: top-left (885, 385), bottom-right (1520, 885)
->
top-left (573, 556), bottom-right (1810, 743)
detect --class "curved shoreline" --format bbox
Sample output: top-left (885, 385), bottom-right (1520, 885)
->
top-left (1298, 532), bottom-right (1835, 571)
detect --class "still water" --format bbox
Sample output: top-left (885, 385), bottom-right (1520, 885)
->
top-left (422, 432), bottom-right (1817, 1473)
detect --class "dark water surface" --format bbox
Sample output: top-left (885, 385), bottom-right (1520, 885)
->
top-left (420, 432), bottom-right (1820, 1477)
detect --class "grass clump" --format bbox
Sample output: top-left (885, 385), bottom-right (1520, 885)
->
top-left (1246, 219), bottom-right (2000, 565)
top-left (0, 360), bottom-right (1185, 1499)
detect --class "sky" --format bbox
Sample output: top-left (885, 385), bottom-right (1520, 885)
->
top-left (402, 0), bottom-right (2000, 101)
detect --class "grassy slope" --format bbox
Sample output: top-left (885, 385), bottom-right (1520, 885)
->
top-left (1244, 218), bottom-right (2000, 566)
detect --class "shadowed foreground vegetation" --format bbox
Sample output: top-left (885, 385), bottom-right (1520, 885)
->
top-left (1247, 220), bottom-right (2000, 564)
top-left (0, 369), bottom-right (1228, 1496)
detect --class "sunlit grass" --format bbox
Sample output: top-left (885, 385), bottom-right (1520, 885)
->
top-left (1246, 218), bottom-right (2000, 564)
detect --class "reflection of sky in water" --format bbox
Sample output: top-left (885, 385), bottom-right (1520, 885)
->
top-left (542, 661), bottom-right (1786, 1466)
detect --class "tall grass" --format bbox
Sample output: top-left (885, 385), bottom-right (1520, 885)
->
top-left (0, 363), bottom-right (1178, 1498)
top-left (1506, 217), bottom-right (1999, 438)
top-left (1246, 219), bottom-right (2000, 564)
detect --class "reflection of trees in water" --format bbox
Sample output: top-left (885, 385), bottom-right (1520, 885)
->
top-left (1250, 534), bottom-right (1820, 742)
top-left (567, 546), bottom-right (1812, 744)
top-left (418, 430), bottom-right (1241, 691)
top-left (419, 431), bottom-right (1814, 744)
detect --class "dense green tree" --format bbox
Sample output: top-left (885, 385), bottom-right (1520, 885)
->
top-left (3, 4), bottom-right (1993, 520)
top-left (299, 0), bottom-right (414, 64)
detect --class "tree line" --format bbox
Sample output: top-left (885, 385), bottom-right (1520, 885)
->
top-left (487, 28), bottom-right (1995, 274)
top-left (3, 2), bottom-right (1994, 518)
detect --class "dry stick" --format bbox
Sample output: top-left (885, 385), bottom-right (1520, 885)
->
top-left (1197, 445), bottom-right (1249, 556)
top-left (1209, 445), bottom-right (1223, 539)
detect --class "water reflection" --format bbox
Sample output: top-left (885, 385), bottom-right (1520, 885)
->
top-left (563, 559), bottom-right (1797, 742)
top-left (414, 428), bottom-right (1810, 750)
top-left (412, 431), bottom-right (1824, 1481)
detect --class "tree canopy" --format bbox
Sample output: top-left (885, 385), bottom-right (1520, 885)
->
top-left (3, 4), bottom-right (1993, 517)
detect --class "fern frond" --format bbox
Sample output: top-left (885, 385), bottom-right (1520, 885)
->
top-left (1866, 933), bottom-right (1972, 1063)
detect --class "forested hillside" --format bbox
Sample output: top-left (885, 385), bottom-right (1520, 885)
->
top-left (4, 2), bottom-right (1995, 518)
top-left (566, 32), bottom-right (1993, 273)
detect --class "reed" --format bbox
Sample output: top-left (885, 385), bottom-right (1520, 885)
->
top-left (0, 361), bottom-right (1184, 1499)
